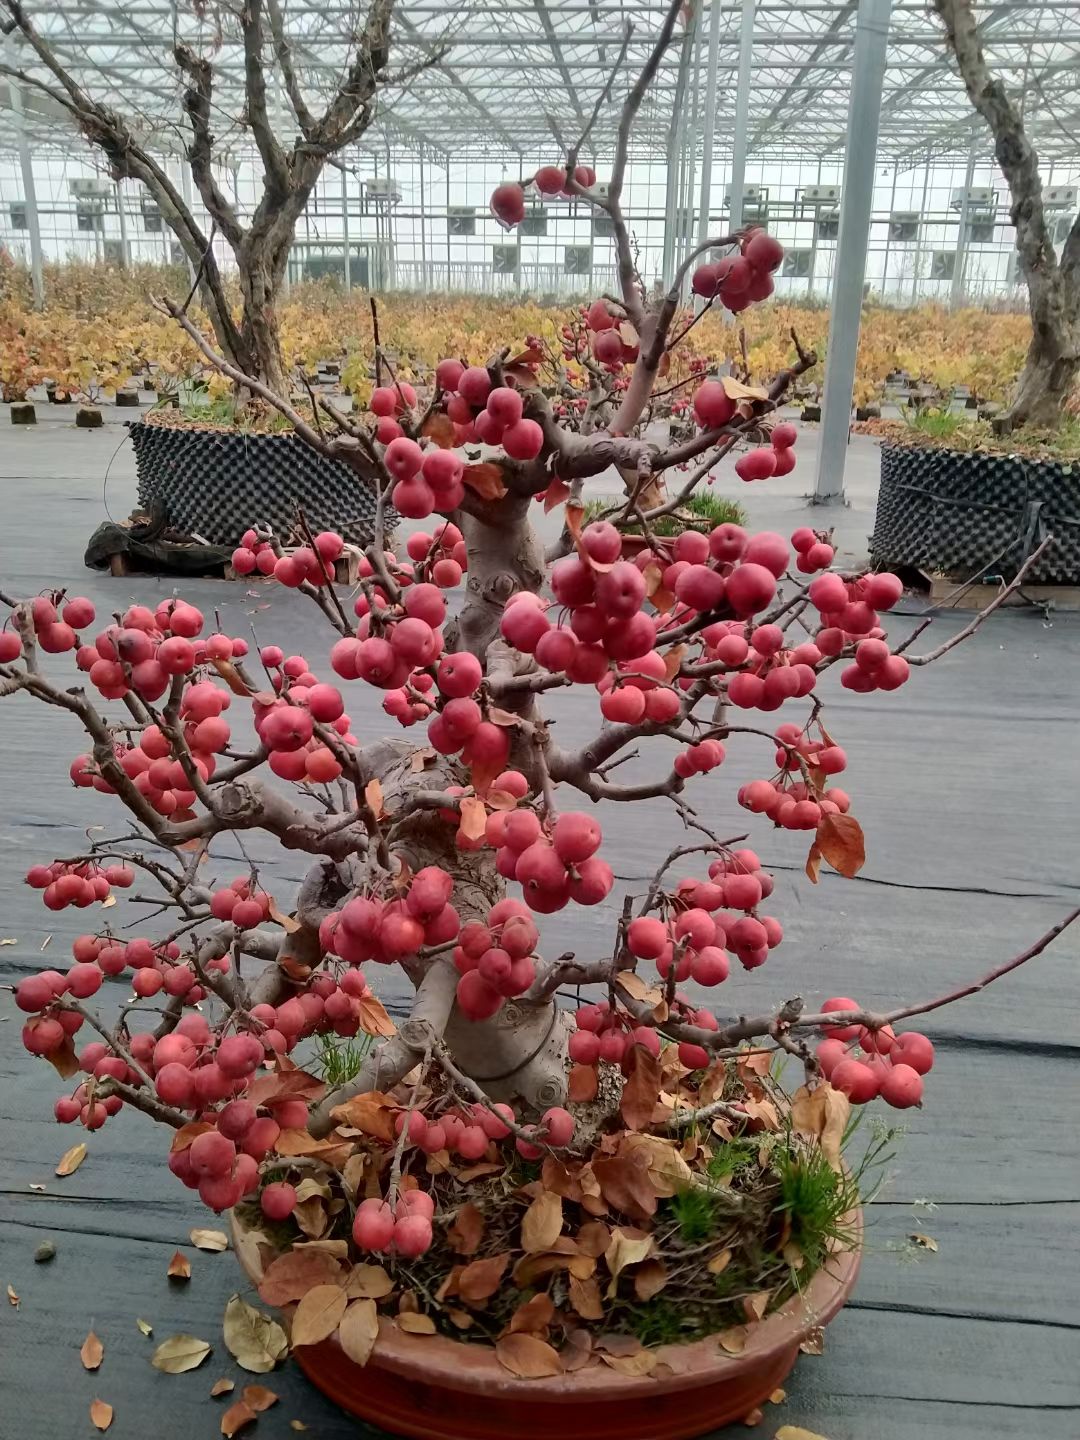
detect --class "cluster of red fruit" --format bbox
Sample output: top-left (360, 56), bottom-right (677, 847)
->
top-left (734, 421), bottom-right (799, 483)
top-left (320, 866), bottom-right (461, 968)
top-left (452, 896), bottom-right (542, 1018)
top-left (0, 592), bottom-right (96, 660)
top-left (738, 720), bottom-right (850, 832)
top-left (24, 858), bottom-right (133, 910)
top-left (489, 162), bottom-right (598, 230)
top-left (399, 522), bottom-right (467, 590)
top-left (69, 599), bottom-right (244, 705)
top-left (230, 527), bottom-right (344, 585)
top-left (436, 357), bottom-right (544, 459)
top-left (370, 379), bottom-right (418, 443)
top-left (818, 1000), bottom-right (935, 1109)
top-left (582, 299), bottom-right (640, 370)
top-left (689, 230), bottom-right (785, 313)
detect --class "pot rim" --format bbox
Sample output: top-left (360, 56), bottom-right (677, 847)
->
top-left (231, 1206), bottom-right (862, 1403)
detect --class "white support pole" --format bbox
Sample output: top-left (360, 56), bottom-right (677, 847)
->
top-left (662, 29), bottom-right (693, 283)
top-left (178, 159), bottom-right (198, 284)
top-left (9, 77), bottom-right (45, 307)
top-left (115, 180), bottom-right (129, 267)
top-left (341, 164), bottom-right (351, 289)
top-left (695, 0), bottom-right (724, 310)
top-left (911, 147), bottom-right (931, 304)
top-left (727, 0), bottom-right (756, 236)
top-left (813, 0), bottom-right (893, 506)
top-left (950, 137), bottom-right (977, 308)
top-left (678, 6), bottom-right (703, 279)
top-left (419, 146), bottom-right (429, 289)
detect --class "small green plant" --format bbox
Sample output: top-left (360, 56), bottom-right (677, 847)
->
top-left (311, 1032), bottom-right (376, 1088)
top-left (581, 488), bottom-right (746, 537)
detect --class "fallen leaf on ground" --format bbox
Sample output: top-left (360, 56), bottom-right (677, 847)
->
top-left (151, 1335), bottom-right (212, 1373)
top-left (769, 1388), bottom-right (787, 1404)
top-left (494, 1333), bottom-right (563, 1378)
top-left (775, 1429), bottom-right (833, 1440)
top-left (289, 1423), bottom-right (309, 1432)
top-left (81, 1329), bottom-right (104, 1370)
top-left (28, 1183), bottom-right (45, 1193)
top-left (167, 1250), bottom-right (192, 1280)
top-left (908, 1232), bottom-right (939, 1252)
top-left (338, 1299), bottom-right (379, 1366)
top-left (56, 1142), bottom-right (87, 1176)
top-left (741, 1406), bottom-right (763, 1427)
top-left (136, 1319), bottom-right (153, 1337)
top-left (292, 1284), bottom-right (348, 1346)
top-left (190, 1228), bottom-right (229, 1252)
top-left (0, 937), bottom-right (16, 945)
top-left (210, 1378), bottom-right (235, 1397)
top-left (220, 1399), bottom-right (257, 1436)
top-left (89, 1399), bottom-right (113, 1431)
top-left (799, 1328), bottom-right (825, 1355)
top-left (223, 1295), bottom-right (288, 1373)
top-left (6, 1284), bottom-right (19, 1308)
top-left (241, 1385), bottom-right (279, 1412)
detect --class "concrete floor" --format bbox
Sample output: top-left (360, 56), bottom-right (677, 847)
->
top-left (3, 403), bottom-right (1078, 1440)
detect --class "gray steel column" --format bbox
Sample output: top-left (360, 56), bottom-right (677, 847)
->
top-left (727, 0), bottom-right (756, 235)
top-left (419, 146), bottom-right (428, 290)
top-left (813, 0), bottom-right (893, 505)
top-left (880, 164), bottom-right (897, 297)
top-left (178, 159), bottom-right (198, 284)
top-left (115, 181), bottom-right (129, 267)
top-left (678, 5), bottom-right (703, 279)
top-left (9, 77), bottom-right (44, 307)
top-left (950, 137), bottom-right (977, 307)
top-left (662, 27), bottom-right (693, 283)
top-left (341, 164), bottom-right (351, 289)
top-left (696, 0), bottom-right (723, 259)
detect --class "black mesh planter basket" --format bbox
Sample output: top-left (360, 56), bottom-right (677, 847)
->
top-left (870, 441), bottom-right (1080, 584)
top-left (127, 420), bottom-right (387, 547)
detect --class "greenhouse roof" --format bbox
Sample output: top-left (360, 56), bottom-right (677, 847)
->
top-left (1, 0), bottom-right (1078, 165)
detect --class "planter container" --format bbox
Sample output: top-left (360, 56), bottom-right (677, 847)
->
top-left (76, 405), bottom-right (103, 429)
top-left (127, 419), bottom-right (385, 548)
top-left (233, 1212), bottom-right (861, 1440)
top-left (871, 441), bottom-right (1080, 583)
top-left (115, 389), bottom-right (141, 408)
top-left (11, 402), bottom-right (36, 425)
top-left (800, 405), bottom-right (821, 423)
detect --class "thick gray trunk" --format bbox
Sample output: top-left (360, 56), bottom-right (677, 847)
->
top-left (455, 498), bottom-right (546, 659)
top-left (1004, 332), bottom-right (1080, 429)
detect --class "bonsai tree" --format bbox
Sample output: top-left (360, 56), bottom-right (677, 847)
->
top-left (3, 0), bottom-right (1076, 1386)
top-left (0, 0), bottom-right (417, 390)
top-left (934, 0), bottom-right (1080, 429)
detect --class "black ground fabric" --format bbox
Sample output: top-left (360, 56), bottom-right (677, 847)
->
top-left (2, 421), bottom-right (1079, 1439)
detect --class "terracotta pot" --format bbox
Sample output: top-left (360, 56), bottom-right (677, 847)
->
top-left (233, 1210), bottom-right (861, 1440)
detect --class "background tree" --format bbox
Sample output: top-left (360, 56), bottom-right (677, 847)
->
top-left (934, 0), bottom-right (1080, 430)
top-left (0, 0), bottom-right (427, 391)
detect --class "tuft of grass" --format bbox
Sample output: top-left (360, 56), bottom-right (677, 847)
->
top-left (311, 1032), bottom-right (376, 1088)
top-left (773, 1144), bottom-right (859, 1274)
top-left (581, 489), bottom-right (746, 537)
top-left (668, 1185), bottom-right (718, 1244)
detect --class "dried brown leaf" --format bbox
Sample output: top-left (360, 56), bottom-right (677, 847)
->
top-left (44, 1036), bottom-right (79, 1080)
top-left (508, 1293), bottom-right (554, 1334)
top-left (790, 1082), bottom-right (850, 1172)
top-left (241, 1385), bottom-right (279, 1413)
top-left (89, 1399), bottom-right (113, 1431)
top-left (494, 1333), bottom-right (563, 1379)
top-left (190, 1228), bottom-right (229, 1252)
top-left (568, 1274), bottom-right (604, 1320)
top-left (775, 1429), bottom-right (833, 1440)
top-left (599, 1349), bottom-right (657, 1377)
top-left (562, 1327), bottom-right (593, 1372)
top-left (81, 1329), bottom-right (104, 1370)
top-left (743, 1289), bottom-right (772, 1323)
top-left (210, 1378), bottom-right (234, 1397)
top-left (397, 1312), bottom-right (437, 1335)
top-left (592, 1153), bottom-right (657, 1221)
top-left (457, 795), bottom-right (488, 842)
top-left (632, 1258), bottom-right (668, 1301)
top-left (620, 1044), bottom-right (662, 1131)
top-left (909, 1232), bottom-right (939, 1252)
top-left (567, 1063), bottom-right (598, 1103)
top-left (816, 812), bottom-right (865, 878)
top-left (457, 1252), bottom-right (510, 1305)
top-left (167, 1250), bottom-right (191, 1280)
top-left (805, 841), bottom-right (823, 884)
top-left (604, 1228), bottom-right (654, 1295)
top-left (136, 1319), bottom-right (153, 1338)
top-left (267, 896), bottom-right (301, 933)
top-left (56, 1142), bottom-right (87, 1176)
top-left (220, 1400), bottom-right (257, 1437)
top-left (421, 412), bottom-right (455, 448)
top-left (364, 777), bottom-right (385, 817)
top-left (462, 462), bottom-right (508, 501)
top-left (343, 1263), bottom-right (393, 1300)
top-left (543, 478), bottom-right (571, 513)
top-left (338, 1299), bottom-right (380, 1366)
top-left (292, 1284), bottom-right (348, 1347)
top-left (521, 1191), bottom-right (563, 1253)
top-left (447, 1202), bottom-right (486, 1256)
top-left (258, 1247), bottom-right (343, 1306)
top-left (151, 1334), bottom-right (212, 1373)
top-left (718, 1327), bottom-right (748, 1355)
top-left (707, 1247), bottom-right (733, 1275)
top-left (222, 1295), bottom-right (288, 1374)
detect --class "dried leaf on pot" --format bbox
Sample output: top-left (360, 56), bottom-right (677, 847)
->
top-left (457, 1252), bottom-right (510, 1304)
top-left (707, 1248), bottom-right (733, 1275)
top-left (790, 1083), bottom-right (850, 1172)
top-left (259, 1248), bottom-right (343, 1306)
top-left (291, 1285), bottom-right (348, 1346)
top-left (568, 1275), bottom-right (604, 1321)
top-left (397, 1313), bottom-right (436, 1335)
top-left (742, 1290), bottom-right (772, 1323)
top-left (344, 1263), bottom-right (393, 1300)
top-left (337, 1300), bottom-right (380, 1366)
top-left (507, 1293), bottom-right (555, 1334)
top-left (604, 1228), bottom-right (654, 1296)
top-left (593, 1333), bottom-right (643, 1358)
top-left (632, 1258), bottom-right (668, 1301)
top-left (222, 1295), bottom-right (288, 1373)
top-left (717, 1327), bottom-right (748, 1355)
top-left (591, 1153), bottom-right (657, 1221)
top-left (599, 1349), bottom-right (657, 1378)
top-left (562, 1327), bottom-right (593, 1372)
top-left (575, 1219), bottom-right (611, 1258)
top-left (151, 1334), bottom-right (212, 1373)
top-left (620, 1134), bottom-right (693, 1196)
top-left (521, 1191), bottom-right (563, 1253)
top-left (620, 1044), bottom-right (662, 1131)
top-left (495, 1333), bottom-right (563, 1378)
top-left (446, 1307), bottom-right (474, 1330)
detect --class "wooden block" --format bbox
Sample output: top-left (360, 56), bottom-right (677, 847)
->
top-left (928, 577), bottom-right (1080, 610)
top-left (108, 553), bottom-right (129, 577)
